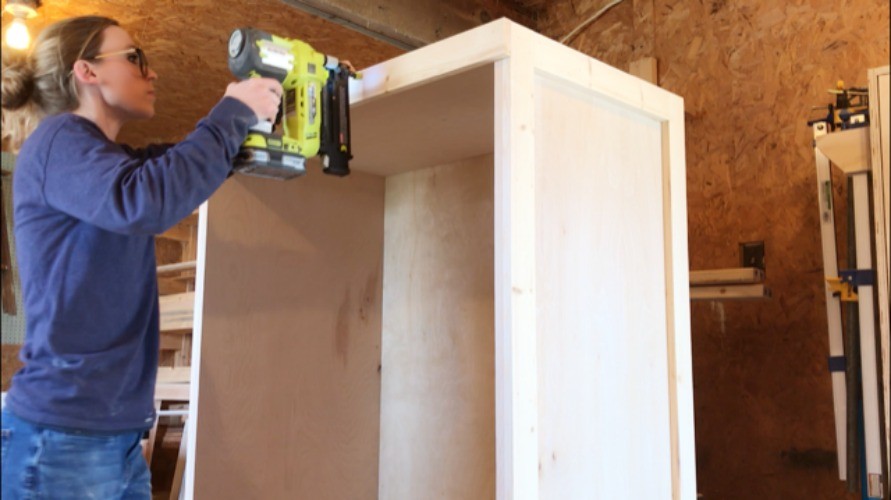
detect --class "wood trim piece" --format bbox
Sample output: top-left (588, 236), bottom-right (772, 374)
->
top-left (159, 333), bottom-right (185, 351)
top-left (157, 261), bottom-right (197, 274)
top-left (629, 56), bottom-right (658, 85)
top-left (665, 99), bottom-right (696, 500)
top-left (159, 292), bottom-right (194, 332)
top-left (689, 267), bottom-right (764, 286)
top-left (350, 18), bottom-right (510, 105)
top-left (689, 284), bottom-right (771, 301)
top-left (155, 382), bottom-right (191, 401)
top-left (157, 367), bottom-right (191, 384)
top-left (815, 127), bottom-right (871, 174)
top-left (529, 22), bottom-right (677, 122)
top-left (169, 422), bottom-right (188, 500)
top-left (494, 23), bottom-right (538, 500)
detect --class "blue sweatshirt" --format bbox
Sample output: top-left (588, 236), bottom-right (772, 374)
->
top-left (8, 97), bottom-right (256, 432)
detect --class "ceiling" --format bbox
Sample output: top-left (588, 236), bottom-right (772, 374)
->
top-left (0, 0), bottom-right (545, 147)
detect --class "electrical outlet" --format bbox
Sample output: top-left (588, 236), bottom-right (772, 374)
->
top-left (740, 241), bottom-right (765, 271)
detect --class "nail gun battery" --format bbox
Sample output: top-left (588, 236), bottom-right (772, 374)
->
top-left (234, 129), bottom-right (308, 180)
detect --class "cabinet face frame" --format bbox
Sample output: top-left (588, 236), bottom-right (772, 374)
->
top-left (868, 64), bottom-right (890, 496)
top-left (184, 19), bottom-right (694, 500)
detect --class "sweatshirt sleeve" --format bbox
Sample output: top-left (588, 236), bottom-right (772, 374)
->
top-left (120, 143), bottom-right (176, 161)
top-left (42, 97), bottom-right (257, 235)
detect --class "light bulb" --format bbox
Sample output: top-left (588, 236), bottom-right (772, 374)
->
top-left (5, 17), bottom-right (31, 50)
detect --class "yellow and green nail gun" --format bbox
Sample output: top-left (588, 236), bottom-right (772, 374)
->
top-left (227, 27), bottom-right (356, 179)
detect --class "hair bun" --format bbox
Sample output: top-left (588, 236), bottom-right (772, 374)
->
top-left (1, 53), bottom-right (36, 111)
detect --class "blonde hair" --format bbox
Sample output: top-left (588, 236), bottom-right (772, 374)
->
top-left (1, 16), bottom-right (119, 152)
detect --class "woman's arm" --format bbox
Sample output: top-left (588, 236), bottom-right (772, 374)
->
top-left (41, 97), bottom-right (256, 235)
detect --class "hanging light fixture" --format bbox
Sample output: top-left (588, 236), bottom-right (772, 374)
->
top-left (3, 0), bottom-right (41, 51)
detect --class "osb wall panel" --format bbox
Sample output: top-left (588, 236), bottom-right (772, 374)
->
top-left (1, 0), bottom-right (405, 147)
top-left (541, 1), bottom-right (889, 499)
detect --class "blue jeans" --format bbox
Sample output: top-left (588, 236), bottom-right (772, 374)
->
top-left (1, 408), bottom-right (151, 499)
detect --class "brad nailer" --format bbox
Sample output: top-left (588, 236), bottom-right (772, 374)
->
top-left (227, 27), bottom-right (358, 180)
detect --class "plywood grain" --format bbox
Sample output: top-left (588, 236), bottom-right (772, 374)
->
top-left (159, 292), bottom-right (194, 332)
top-left (192, 170), bottom-right (385, 499)
top-left (379, 154), bottom-right (495, 499)
top-left (534, 1), bottom-right (890, 498)
top-left (351, 63), bottom-right (495, 177)
top-left (492, 26), bottom-right (540, 499)
top-left (533, 73), bottom-right (672, 499)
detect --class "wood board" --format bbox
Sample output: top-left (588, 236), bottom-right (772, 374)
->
top-left (689, 267), bottom-right (764, 286)
top-left (537, 1), bottom-right (890, 498)
top-left (690, 284), bottom-right (772, 301)
top-left (534, 72), bottom-right (672, 498)
top-left (379, 154), bottom-right (495, 499)
top-left (159, 292), bottom-right (194, 332)
top-left (189, 171), bottom-right (385, 499)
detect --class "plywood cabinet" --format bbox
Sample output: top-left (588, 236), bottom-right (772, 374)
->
top-left (184, 19), bottom-right (695, 499)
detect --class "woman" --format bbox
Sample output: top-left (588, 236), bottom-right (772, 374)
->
top-left (1, 15), bottom-right (282, 498)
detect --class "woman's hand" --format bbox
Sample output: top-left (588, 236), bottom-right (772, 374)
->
top-left (225, 78), bottom-right (283, 123)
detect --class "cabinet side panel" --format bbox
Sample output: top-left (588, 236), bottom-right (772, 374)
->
top-left (534, 74), bottom-right (673, 499)
top-left (379, 155), bottom-right (496, 499)
top-left (193, 172), bottom-right (385, 499)
top-left (869, 67), bottom-right (890, 495)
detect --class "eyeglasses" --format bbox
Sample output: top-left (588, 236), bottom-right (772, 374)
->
top-left (91, 47), bottom-right (150, 78)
